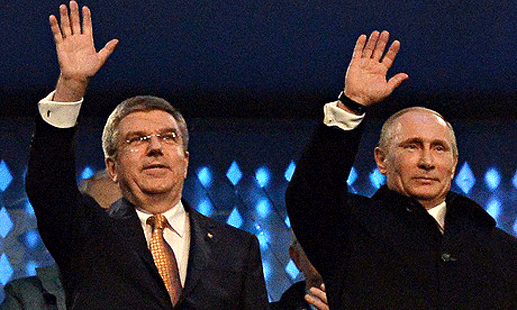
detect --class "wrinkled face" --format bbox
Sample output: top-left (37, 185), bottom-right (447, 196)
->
top-left (106, 110), bottom-right (189, 208)
top-left (374, 111), bottom-right (458, 209)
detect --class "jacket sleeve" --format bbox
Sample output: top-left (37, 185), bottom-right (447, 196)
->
top-left (285, 121), bottom-right (364, 278)
top-left (25, 116), bottom-right (94, 267)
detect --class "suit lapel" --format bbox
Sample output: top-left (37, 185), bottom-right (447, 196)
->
top-left (107, 198), bottom-right (157, 273)
top-left (181, 203), bottom-right (216, 297)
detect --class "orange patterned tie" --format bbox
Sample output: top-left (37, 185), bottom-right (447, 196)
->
top-left (147, 214), bottom-right (182, 305)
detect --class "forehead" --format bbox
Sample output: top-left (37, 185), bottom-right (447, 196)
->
top-left (118, 110), bottom-right (179, 134)
top-left (390, 111), bottom-right (452, 144)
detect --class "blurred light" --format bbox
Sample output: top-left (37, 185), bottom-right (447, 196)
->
top-left (227, 207), bottom-right (243, 228)
top-left (196, 199), bottom-right (213, 217)
top-left (369, 168), bottom-right (385, 189)
top-left (226, 161), bottom-right (242, 186)
top-left (25, 201), bottom-right (35, 217)
top-left (256, 199), bottom-right (271, 218)
top-left (24, 229), bottom-right (40, 249)
top-left (284, 216), bottom-right (291, 228)
top-left (513, 170), bottom-right (517, 189)
top-left (80, 166), bottom-right (94, 180)
top-left (455, 162), bottom-right (475, 194)
top-left (347, 167), bottom-right (358, 186)
top-left (284, 161), bottom-right (296, 182)
top-left (255, 167), bottom-right (270, 188)
top-left (485, 199), bottom-right (501, 221)
top-left (484, 168), bottom-right (501, 191)
top-left (25, 260), bottom-right (38, 276)
top-left (0, 207), bottom-right (13, 238)
top-left (0, 160), bottom-right (13, 191)
top-left (512, 218), bottom-right (517, 235)
top-left (256, 230), bottom-right (270, 249)
top-left (197, 167), bottom-right (212, 188)
top-left (262, 261), bottom-right (271, 280)
top-left (0, 254), bottom-right (13, 285)
top-left (285, 260), bottom-right (300, 279)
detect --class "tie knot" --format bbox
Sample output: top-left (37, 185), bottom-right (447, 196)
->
top-left (147, 214), bottom-right (168, 230)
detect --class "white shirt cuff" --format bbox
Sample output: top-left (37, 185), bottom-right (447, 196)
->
top-left (38, 91), bottom-right (83, 128)
top-left (323, 101), bottom-right (364, 130)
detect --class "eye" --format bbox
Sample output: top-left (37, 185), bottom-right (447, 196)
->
top-left (126, 135), bottom-right (147, 145)
top-left (404, 143), bottom-right (417, 150)
top-left (161, 132), bottom-right (178, 144)
top-left (434, 145), bottom-right (446, 152)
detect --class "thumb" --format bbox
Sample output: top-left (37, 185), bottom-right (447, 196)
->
top-left (387, 72), bottom-right (409, 92)
top-left (98, 39), bottom-right (119, 63)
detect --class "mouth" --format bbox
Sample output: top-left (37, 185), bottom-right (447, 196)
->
top-left (413, 177), bottom-right (439, 184)
top-left (143, 163), bottom-right (169, 170)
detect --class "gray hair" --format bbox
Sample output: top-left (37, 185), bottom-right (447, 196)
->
top-left (101, 96), bottom-right (189, 159)
top-left (378, 107), bottom-right (458, 158)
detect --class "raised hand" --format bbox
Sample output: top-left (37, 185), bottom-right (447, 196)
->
top-left (342, 30), bottom-right (408, 107)
top-left (305, 284), bottom-right (329, 310)
top-left (51, 1), bottom-right (118, 102)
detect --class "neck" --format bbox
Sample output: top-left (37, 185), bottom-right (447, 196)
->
top-left (124, 190), bottom-right (181, 214)
top-left (418, 198), bottom-right (445, 210)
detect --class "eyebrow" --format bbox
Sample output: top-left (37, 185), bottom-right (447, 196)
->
top-left (124, 128), bottom-right (178, 137)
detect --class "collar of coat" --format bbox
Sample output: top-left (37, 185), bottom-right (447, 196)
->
top-left (371, 185), bottom-right (496, 229)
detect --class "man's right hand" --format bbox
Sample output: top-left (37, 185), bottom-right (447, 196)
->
top-left (341, 30), bottom-right (408, 109)
top-left (51, 1), bottom-right (118, 102)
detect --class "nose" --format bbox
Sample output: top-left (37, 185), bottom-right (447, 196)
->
top-left (146, 135), bottom-right (164, 155)
top-left (417, 149), bottom-right (435, 171)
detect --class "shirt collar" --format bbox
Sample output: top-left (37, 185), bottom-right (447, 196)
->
top-left (135, 201), bottom-right (188, 238)
top-left (427, 201), bottom-right (447, 233)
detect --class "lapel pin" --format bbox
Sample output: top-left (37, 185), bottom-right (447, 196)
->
top-left (207, 232), bottom-right (213, 239)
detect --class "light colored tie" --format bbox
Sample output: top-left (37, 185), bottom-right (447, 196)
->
top-left (147, 214), bottom-right (182, 306)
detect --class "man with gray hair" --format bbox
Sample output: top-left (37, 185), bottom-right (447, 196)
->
top-left (286, 30), bottom-right (517, 309)
top-left (26, 2), bottom-right (268, 309)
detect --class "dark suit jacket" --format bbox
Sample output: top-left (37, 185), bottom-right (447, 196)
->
top-left (26, 116), bottom-right (269, 309)
top-left (286, 122), bottom-right (517, 309)
top-left (1, 265), bottom-right (65, 310)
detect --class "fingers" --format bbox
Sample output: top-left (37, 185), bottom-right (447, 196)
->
top-left (381, 39), bottom-right (401, 69)
top-left (82, 6), bottom-right (93, 37)
top-left (362, 31), bottom-right (380, 58)
top-left (351, 34), bottom-right (367, 60)
top-left (49, 15), bottom-right (63, 44)
top-left (69, 1), bottom-right (81, 35)
top-left (59, 4), bottom-right (71, 37)
top-left (372, 31), bottom-right (389, 61)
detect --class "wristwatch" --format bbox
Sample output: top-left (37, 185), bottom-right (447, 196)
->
top-left (338, 91), bottom-right (366, 115)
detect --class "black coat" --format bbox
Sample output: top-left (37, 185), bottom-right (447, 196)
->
top-left (286, 122), bottom-right (517, 309)
top-left (26, 116), bottom-right (269, 309)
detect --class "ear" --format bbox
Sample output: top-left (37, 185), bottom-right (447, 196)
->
top-left (183, 151), bottom-right (190, 179)
top-left (374, 147), bottom-right (388, 174)
top-left (105, 157), bottom-right (119, 183)
top-left (451, 155), bottom-right (459, 177)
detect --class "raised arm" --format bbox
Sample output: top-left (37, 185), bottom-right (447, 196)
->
top-left (340, 30), bottom-right (408, 111)
top-left (51, 1), bottom-right (118, 102)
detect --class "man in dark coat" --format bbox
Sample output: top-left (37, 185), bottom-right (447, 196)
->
top-left (286, 30), bottom-right (517, 309)
top-left (25, 2), bottom-right (269, 309)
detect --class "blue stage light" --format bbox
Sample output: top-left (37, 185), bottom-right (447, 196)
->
top-left (226, 161), bottom-right (242, 186)
top-left (0, 254), bottom-right (13, 285)
top-left (197, 166), bottom-right (212, 188)
top-left (256, 199), bottom-right (271, 218)
top-left (227, 207), bottom-right (243, 228)
top-left (455, 162), bottom-right (476, 194)
top-left (0, 160), bottom-right (13, 192)
top-left (0, 207), bottom-right (13, 238)
top-left (285, 260), bottom-right (299, 279)
top-left (255, 167), bottom-right (270, 188)
top-left (484, 168), bottom-right (501, 191)
top-left (284, 161), bottom-right (296, 182)
top-left (369, 168), bottom-right (386, 189)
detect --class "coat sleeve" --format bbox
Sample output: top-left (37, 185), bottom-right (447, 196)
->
top-left (25, 116), bottom-right (94, 267)
top-left (285, 121), bottom-right (364, 278)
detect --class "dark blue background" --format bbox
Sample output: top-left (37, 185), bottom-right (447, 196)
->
top-left (2, 0), bottom-right (517, 119)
